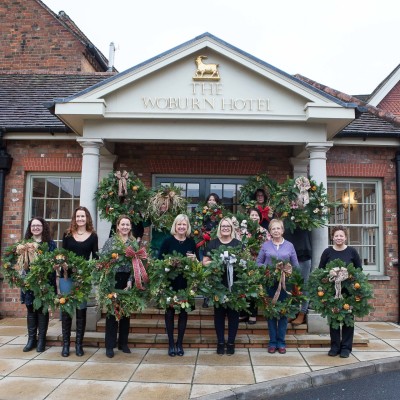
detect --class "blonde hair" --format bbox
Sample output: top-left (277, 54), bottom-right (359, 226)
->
top-left (268, 218), bottom-right (284, 233)
top-left (170, 214), bottom-right (192, 237)
top-left (116, 214), bottom-right (135, 240)
top-left (216, 217), bottom-right (236, 240)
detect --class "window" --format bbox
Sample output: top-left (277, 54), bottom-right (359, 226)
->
top-left (26, 174), bottom-right (81, 247)
top-left (154, 176), bottom-right (248, 213)
top-left (327, 179), bottom-right (383, 274)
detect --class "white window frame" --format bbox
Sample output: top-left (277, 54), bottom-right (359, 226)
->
top-left (327, 178), bottom-right (383, 275)
top-left (25, 173), bottom-right (81, 247)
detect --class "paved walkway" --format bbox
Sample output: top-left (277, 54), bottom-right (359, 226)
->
top-left (0, 318), bottom-right (400, 400)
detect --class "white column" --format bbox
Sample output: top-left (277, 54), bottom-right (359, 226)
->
top-left (77, 139), bottom-right (103, 229)
top-left (306, 142), bottom-right (333, 270)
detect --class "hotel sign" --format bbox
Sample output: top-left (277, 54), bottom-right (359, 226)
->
top-left (141, 55), bottom-right (271, 112)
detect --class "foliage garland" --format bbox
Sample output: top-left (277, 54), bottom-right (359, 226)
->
top-left (201, 245), bottom-right (264, 312)
top-left (95, 170), bottom-right (150, 224)
top-left (1, 240), bottom-right (49, 290)
top-left (145, 185), bottom-right (188, 232)
top-left (93, 238), bottom-right (149, 319)
top-left (307, 260), bottom-right (374, 329)
top-left (258, 260), bottom-right (307, 320)
top-left (190, 202), bottom-right (225, 248)
top-left (239, 173), bottom-right (279, 209)
top-left (26, 248), bottom-right (93, 316)
top-left (274, 176), bottom-right (334, 233)
top-left (148, 252), bottom-right (204, 313)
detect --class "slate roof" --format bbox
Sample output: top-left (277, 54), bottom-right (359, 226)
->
top-left (0, 73), bottom-right (114, 132)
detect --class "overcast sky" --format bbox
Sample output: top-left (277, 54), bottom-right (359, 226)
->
top-left (43, 0), bottom-right (399, 96)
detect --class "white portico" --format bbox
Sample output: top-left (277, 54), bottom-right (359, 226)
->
top-left (53, 33), bottom-right (356, 263)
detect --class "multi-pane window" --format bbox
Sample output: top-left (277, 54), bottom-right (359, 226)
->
top-left (327, 179), bottom-right (382, 274)
top-left (26, 174), bottom-right (81, 247)
top-left (155, 177), bottom-right (247, 213)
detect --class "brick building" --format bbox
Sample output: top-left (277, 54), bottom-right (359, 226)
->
top-left (1, 0), bottom-right (399, 321)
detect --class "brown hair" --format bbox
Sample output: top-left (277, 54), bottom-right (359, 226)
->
top-left (25, 216), bottom-right (52, 242)
top-left (65, 206), bottom-right (95, 236)
top-left (115, 214), bottom-right (135, 240)
top-left (331, 225), bottom-right (348, 239)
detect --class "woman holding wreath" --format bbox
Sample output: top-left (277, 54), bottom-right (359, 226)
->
top-left (318, 225), bottom-right (362, 358)
top-left (202, 217), bottom-right (242, 355)
top-left (61, 206), bottom-right (98, 357)
top-left (101, 215), bottom-right (137, 358)
top-left (22, 217), bottom-right (56, 353)
top-left (256, 219), bottom-right (299, 354)
top-left (158, 214), bottom-right (198, 357)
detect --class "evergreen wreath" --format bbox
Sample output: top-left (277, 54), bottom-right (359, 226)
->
top-left (145, 185), bottom-right (188, 232)
top-left (190, 202), bottom-right (225, 249)
top-left (148, 252), bottom-right (204, 313)
top-left (258, 260), bottom-right (307, 320)
top-left (201, 245), bottom-right (264, 312)
top-left (307, 260), bottom-right (374, 329)
top-left (1, 240), bottom-right (49, 290)
top-left (274, 176), bottom-right (333, 233)
top-left (93, 238), bottom-right (149, 319)
top-left (95, 170), bottom-right (150, 224)
top-left (26, 249), bottom-right (93, 316)
top-left (239, 173), bottom-right (279, 209)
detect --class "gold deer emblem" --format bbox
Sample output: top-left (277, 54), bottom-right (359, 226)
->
top-left (193, 55), bottom-right (220, 81)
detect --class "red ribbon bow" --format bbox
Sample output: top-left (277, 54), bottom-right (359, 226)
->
top-left (125, 246), bottom-right (149, 290)
top-left (196, 232), bottom-right (211, 249)
top-left (258, 205), bottom-right (271, 223)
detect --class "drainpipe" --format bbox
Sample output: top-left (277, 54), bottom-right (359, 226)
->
top-left (0, 128), bottom-right (13, 254)
top-left (395, 150), bottom-right (400, 324)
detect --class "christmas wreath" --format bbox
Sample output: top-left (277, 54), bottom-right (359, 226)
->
top-left (93, 238), bottom-right (149, 320)
top-left (1, 240), bottom-right (49, 290)
top-left (95, 170), bottom-right (150, 224)
top-left (148, 252), bottom-right (204, 313)
top-left (274, 176), bottom-right (333, 233)
top-left (258, 260), bottom-right (307, 320)
top-left (26, 249), bottom-right (93, 316)
top-left (190, 203), bottom-right (225, 249)
top-left (239, 173), bottom-right (279, 210)
top-left (201, 246), bottom-right (264, 312)
top-left (307, 260), bottom-right (374, 328)
top-left (235, 212), bottom-right (270, 259)
top-left (145, 185), bottom-right (188, 232)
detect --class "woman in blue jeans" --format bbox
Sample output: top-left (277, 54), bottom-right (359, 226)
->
top-left (256, 219), bottom-right (299, 354)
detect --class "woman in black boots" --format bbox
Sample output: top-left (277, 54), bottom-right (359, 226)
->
top-left (158, 214), bottom-right (198, 357)
top-left (61, 206), bottom-right (98, 357)
top-left (22, 217), bottom-right (56, 353)
top-left (101, 215), bottom-right (136, 358)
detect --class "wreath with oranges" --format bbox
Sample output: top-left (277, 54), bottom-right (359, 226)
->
top-left (307, 260), bottom-right (374, 328)
top-left (93, 237), bottom-right (149, 319)
top-left (95, 170), bottom-right (150, 225)
top-left (25, 249), bottom-right (93, 316)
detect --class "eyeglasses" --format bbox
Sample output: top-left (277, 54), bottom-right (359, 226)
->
top-left (31, 225), bottom-right (43, 228)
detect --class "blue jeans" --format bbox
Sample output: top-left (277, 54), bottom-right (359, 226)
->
top-left (267, 317), bottom-right (288, 348)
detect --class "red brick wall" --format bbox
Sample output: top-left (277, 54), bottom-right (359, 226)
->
top-left (378, 81), bottom-right (400, 117)
top-left (0, 0), bottom-right (101, 72)
top-left (327, 146), bottom-right (399, 322)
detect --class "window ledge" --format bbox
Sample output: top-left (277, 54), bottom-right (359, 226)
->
top-left (367, 275), bottom-right (391, 281)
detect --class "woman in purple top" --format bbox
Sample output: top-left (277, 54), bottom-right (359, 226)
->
top-left (257, 219), bottom-right (299, 354)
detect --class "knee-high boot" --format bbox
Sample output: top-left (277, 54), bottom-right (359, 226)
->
top-left (61, 312), bottom-right (72, 357)
top-left (165, 308), bottom-right (176, 356)
top-left (75, 308), bottom-right (87, 356)
top-left (36, 311), bottom-right (49, 352)
top-left (176, 311), bottom-right (187, 356)
top-left (105, 315), bottom-right (118, 358)
top-left (23, 309), bottom-right (38, 352)
top-left (118, 317), bottom-right (131, 353)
